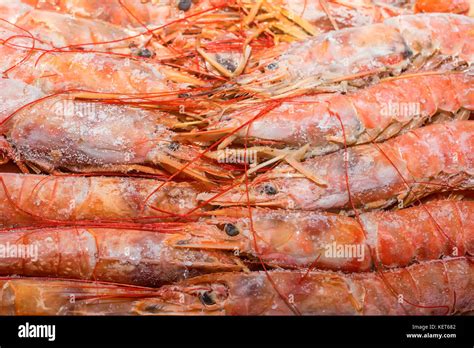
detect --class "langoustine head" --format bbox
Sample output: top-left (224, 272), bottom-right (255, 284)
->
top-left (168, 207), bottom-right (370, 272)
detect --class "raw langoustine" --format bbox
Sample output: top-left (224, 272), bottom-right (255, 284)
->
top-left (0, 258), bottom-right (471, 315)
top-left (174, 200), bottom-right (474, 271)
top-left (0, 227), bottom-right (244, 286)
top-left (14, 9), bottom-right (156, 54)
top-left (189, 72), bottom-right (473, 156)
top-left (0, 0), bottom-right (471, 318)
top-left (237, 13), bottom-right (474, 97)
top-left (200, 121), bottom-right (474, 211)
top-left (0, 79), bottom-right (229, 181)
top-left (2, 200), bottom-right (470, 280)
top-left (21, 0), bottom-right (227, 28)
top-left (0, 173), bottom-right (202, 228)
top-left (0, 22), bottom-right (205, 97)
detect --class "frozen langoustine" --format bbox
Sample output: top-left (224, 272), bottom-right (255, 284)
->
top-left (200, 121), bottom-right (474, 211)
top-left (0, 79), bottom-right (229, 181)
top-left (3, 200), bottom-right (471, 274)
top-left (135, 257), bottom-right (474, 315)
top-left (173, 200), bottom-right (474, 272)
top-left (17, 0), bottom-right (470, 31)
top-left (0, 227), bottom-right (244, 286)
top-left (244, 0), bottom-right (469, 36)
top-left (238, 13), bottom-right (474, 97)
top-left (20, 0), bottom-right (227, 28)
top-left (0, 21), bottom-right (205, 97)
top-left (0, 258), bottom-right (471, 315)
top-left (0, 173), bottom-right (202, 227)
top-left (0, 49), bottom-right (204, 97)
top-left (14, 9), bottom-right (154, 54)
top-left (189, 72), bottom-right (473, 156)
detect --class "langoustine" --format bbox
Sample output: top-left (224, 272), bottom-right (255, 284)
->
top-left (189, 71), bottom-right (473, 156)
top-left (187, 1), bottom-right (471, 80)
top-left (174, 200), bottom-right (474, 272)
top-left (21, 0), bottom-right (228, 28)
top-left (0, 227), bottom-right (244, 286)
top-left (0, 22), bottom-right (206, 98)
top-left (4, 0), bottom-right (249, 85)
top-left (237, 13), bottom-right (473, 97)
top-left (2, 199), bottom-right (471, 279)
top-left (0, 258), bottom-right (471, 315)
top-left (0, 173), bottom-right (203, 228)
top-left (200, 121), bottom-right (474, 211)
top-left (10, 4), bottom-right (243, 62)
top-left (0, 79), bottom-right (229, 181)
top-left (13, 9), bottom-right (158, 54)
top-left (243, 0), bottom-right (469, 35)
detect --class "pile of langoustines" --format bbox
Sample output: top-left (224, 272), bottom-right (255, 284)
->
top-left (0, 0), bottom-right (472, 315)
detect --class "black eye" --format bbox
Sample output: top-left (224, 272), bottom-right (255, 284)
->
top-left (168, 141), bottom-right (180, 151)
top-left (224, 223), bottom-right (239, 237)
top-left (216, 55), bottom-right (237, 73)
top-left (178, 0), bottom-right (192, 11)
top-left (267, 62), bottom-right (278, 70)
top-left (178, 92), bottom-right (191, 98)
top-left (199, 291), bottom-right (216, 306)
top-left (137, 48), bottom-right (153, 58)
top-left (262, 183), bottom-right (277, 195)
top-left (144, 304), bottom-right (161, 312)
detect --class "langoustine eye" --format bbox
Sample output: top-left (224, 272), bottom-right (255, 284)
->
top-left (261, 183), bottom-right (278, 195)
top-left (178, 0), bottom-right (192, 11)
top-left (224, 223), bottom-right (239, 237)
top-left (199, 291), bottom-right (216, 306)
